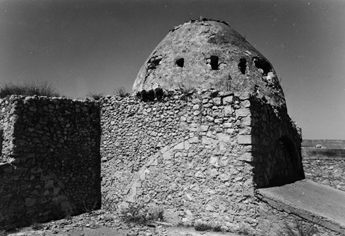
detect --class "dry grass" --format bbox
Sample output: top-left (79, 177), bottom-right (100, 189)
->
top-left (87, 92), bottom-right (103, 101)
top-left (0, 81), bottom-right (60, 98)
top-left (281, 220), bottom-right (318, 236)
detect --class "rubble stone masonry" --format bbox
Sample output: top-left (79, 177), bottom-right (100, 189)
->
top-left (100, 90), bottom-right (304, 234)
top-left (0, 95), bottom-right (101, 228)
top-left (0, 91), bottom-right (339, 235)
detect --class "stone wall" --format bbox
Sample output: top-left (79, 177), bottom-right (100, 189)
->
top-left (0, 95), bottom-right (101, 229)
top-left (0, 97), bottom-right (16, 163)
top-left (100, 90), bottom-right (303, 234)
top-left (303, 149), bottom-right (345, 192)
top-left (0, 91), bottom-right (308, 233)
top-left (100, 91), bottom-right (256, 230)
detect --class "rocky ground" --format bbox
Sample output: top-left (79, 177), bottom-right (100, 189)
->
top-left (2, 210), bottom-right (241, 236)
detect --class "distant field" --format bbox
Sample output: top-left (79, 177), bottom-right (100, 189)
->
top-left (302, 139), bottom-right (345, 149)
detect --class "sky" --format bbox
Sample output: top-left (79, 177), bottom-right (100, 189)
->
top-left (0, 0), bottom-right (344, 140)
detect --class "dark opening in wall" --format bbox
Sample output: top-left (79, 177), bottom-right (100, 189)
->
top-left (155, 88), bottom-right (164, 101)
top-left (210, 56), bottom-right (219, 70)
top-left (238, 58), bottom-right (247, 74)
top-left (147, 90), bottom-right (155, 101)
top-left (176, 58), bottom-right (184, 67)
top-left (252, 57), bottom-right (272, 75)
top-left (140, 90), bottom-right (148, 101)
top-left (267, 135), bottom-right (304, 187)
top-left (140, 90), bottom-right (155, 102)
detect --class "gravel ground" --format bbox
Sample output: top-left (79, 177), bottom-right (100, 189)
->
top-left (3, 210), bottom-right (241, 236)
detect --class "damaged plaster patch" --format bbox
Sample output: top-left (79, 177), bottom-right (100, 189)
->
top-left (147, 55), bottom-right (162, 70)
top-left (252, 57), bottom-right (272, 75)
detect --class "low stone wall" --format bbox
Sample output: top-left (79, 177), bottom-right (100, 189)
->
top-left (303, 148), bottom-right (345, 192)
top-left (0, 96), bottom-right (101, 229)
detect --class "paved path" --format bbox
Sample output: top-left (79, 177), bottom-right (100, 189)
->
top-left (258, 179), bottom-right (345, 234)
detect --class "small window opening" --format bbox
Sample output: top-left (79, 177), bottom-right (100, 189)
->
top-left (141, 90), bottom-right (155, 102)
top-left (155, 88), bottom-right (164, 101)
top-left (238, 58), bottom-right (247, 74)
top-left (252, 57), bottom-right (272, 75)
top-left (210, 56), bottom-right (219, 70)
top-left (176, 58), bottom-right (184, 67)
top-left (147, 90), bottom-right (155, 101)
top-left (141, 90), bottom-right (148, 102)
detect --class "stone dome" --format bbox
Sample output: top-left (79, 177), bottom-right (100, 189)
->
top-left (133, 19), bottom-right (286, 107)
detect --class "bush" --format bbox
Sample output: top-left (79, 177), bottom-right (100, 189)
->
top-left (194, 219), bottom-right (212, 231)
top-left (87, 92), bottom-right (103, 101)
top-left (0, 81), bottom-right (60, 98)
top-left (119, 203), bottom-right (146, 224)
top-left (31, 222), bottom-right (44, 230)
top-left (114, 87), bottom-right (129, 97)
top-left (281, 220), bottom-right (318, 236)
top-left (119, 203), bottom-right (164, 224)
top-left (177, 83), bottom-right (196, 101)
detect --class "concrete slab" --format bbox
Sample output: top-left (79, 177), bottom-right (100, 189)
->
top-left (257, 179), bottom-right (345, 234)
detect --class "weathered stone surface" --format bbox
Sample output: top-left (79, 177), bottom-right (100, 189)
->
top-left (0, 95), bottom-right (101, 229)
top-left (100, 87), bottom-right (304, 235)
top-left (238, 135), bottom-right (252, 144)
top-left (133, 19), bottom-right (285, 107)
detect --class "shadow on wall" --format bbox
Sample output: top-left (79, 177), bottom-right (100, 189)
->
top-left (0, 127), bottom-right (2, 159)
top-left (0, 96), bottom-right (102, 229)
top-left (250, 97), bottom-right (305, 188)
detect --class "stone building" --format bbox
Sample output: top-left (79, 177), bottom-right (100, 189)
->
top-left (1, 19), bottom-right (342, 235)
top-left (101, 19), bottom-right (305, 234)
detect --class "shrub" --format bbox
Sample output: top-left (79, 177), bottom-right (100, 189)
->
top-left (194, 219), bottom-right (212, 231)
top-left (0, 81), bottom-right (60, 98)
top-left (145, 205), bottom-right (164, 222)
top-left (87, 92), bottom-right (103, 101)
top-left (177, 83), bottom-right (196, 101)
top-left (31, 222), bottom-right (44, 230)
top-left (114, 87), bottom-right (129, 97)
top-left (281, 220), bottom-right (318, 236)
top-left (119, 203), bottom-right (164, 224)
top-left (119, 203), bottom-right (146, 224)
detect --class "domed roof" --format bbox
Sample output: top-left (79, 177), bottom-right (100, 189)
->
top-left (133, 19), bottom-right (286, 107)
